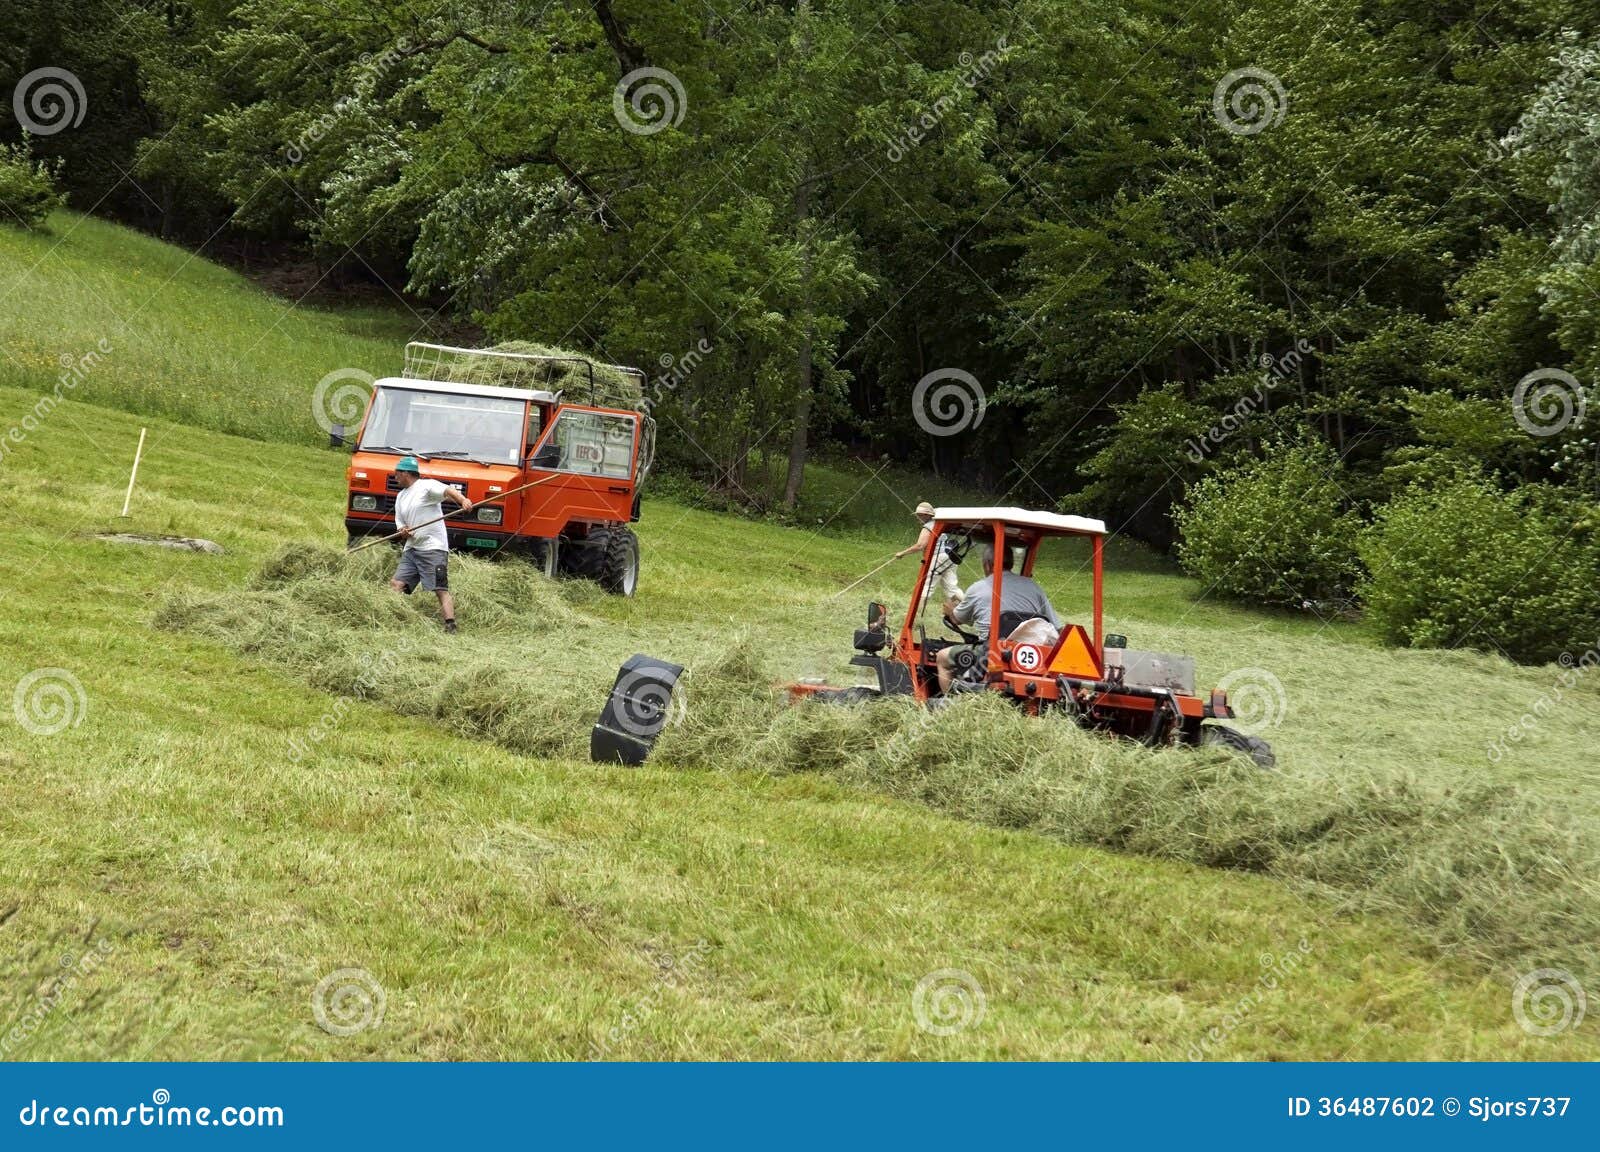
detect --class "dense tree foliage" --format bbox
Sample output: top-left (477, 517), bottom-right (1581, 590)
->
top-left (4, 3), bottom-right (1598, 581)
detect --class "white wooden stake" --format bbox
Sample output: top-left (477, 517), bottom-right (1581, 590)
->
top-left (120, 427), bottom-right (147, 518)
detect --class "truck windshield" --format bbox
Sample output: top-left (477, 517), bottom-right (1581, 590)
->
top-left (358, 388), bottom-right (525, 464)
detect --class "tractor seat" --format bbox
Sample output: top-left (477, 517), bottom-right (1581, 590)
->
top-left (1006, 616), bottom-right (1060, 649)
top-left (997, 610), bottom-right (1060, 646)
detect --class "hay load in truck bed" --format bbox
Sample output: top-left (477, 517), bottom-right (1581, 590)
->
top-left (405, 340), bottom-right (646, 410)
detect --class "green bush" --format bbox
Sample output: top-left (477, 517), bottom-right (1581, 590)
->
top-left (0, 142), bottom-right (64, 230)
top-left (1173, 439), bottom-right (1360, 606)
top-left (1359, 477), bottom-right (1600, 664)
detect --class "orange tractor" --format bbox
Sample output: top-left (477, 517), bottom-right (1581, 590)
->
top-left (338, 342), bottom-right (654, 595)
top-left (787, 507), bottom-right (1275, 766)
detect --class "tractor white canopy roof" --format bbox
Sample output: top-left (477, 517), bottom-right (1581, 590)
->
top-left (933, 506), bottom-right (1108, 536)
top-left (378, 376), bottom-right (562, 405)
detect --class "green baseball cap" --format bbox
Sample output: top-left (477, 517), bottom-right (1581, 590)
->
top-left (395, 456), bottom-right (421, 473)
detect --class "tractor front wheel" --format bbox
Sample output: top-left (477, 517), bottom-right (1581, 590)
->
top-left (1199, 723), bottom-right (1276, 769)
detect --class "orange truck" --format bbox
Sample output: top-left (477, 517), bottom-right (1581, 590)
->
top-left (338, 343), bottom-right (655, 595)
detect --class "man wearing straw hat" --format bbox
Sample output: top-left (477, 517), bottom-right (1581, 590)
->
top-left (897, 501), bottom-right (962, 616)
top-left (389, 456), bottom-right (473, 633)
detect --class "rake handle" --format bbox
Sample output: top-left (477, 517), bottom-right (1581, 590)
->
top-left (346, 475), bottom-right (558, 553)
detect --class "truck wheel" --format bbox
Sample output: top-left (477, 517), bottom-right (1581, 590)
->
top-left (559, 528), bottom-right (640, 596)
top-left (1200, 724), bottom-right (1276, 769)
top-left (531, 537), bottom-right (559, 580)
top-left (600, 527), bottom-right (639, 596)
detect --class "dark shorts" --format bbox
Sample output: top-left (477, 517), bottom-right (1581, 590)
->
top-left (395, 548), bottom-right (449, 592)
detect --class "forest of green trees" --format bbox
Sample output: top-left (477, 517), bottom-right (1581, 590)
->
top-left (5, 0), bottom-right (1600, 660)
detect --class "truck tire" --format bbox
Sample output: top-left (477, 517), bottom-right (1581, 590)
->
top-left (530, 537), bottom-right (559, 580)
top-left (561, 528), bottom-right (640, 596)
top-left (599, 527), bottom-right (639, 596)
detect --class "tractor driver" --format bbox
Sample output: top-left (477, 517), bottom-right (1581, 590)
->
top-left (936, 542), bottom-right (1060, 693)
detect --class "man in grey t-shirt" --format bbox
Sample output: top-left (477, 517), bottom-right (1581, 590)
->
top-left (936, 543), bottom-right (1060, 692)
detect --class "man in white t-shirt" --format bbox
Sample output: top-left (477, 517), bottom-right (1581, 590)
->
top-left (388, 456), bottom-right (473, 633)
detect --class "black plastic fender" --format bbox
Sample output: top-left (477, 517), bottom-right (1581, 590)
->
top-left (590, 653), bottom-right (686, 766)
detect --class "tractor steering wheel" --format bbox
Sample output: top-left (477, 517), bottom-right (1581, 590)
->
top-left (942, 609), bottom-right (980, 645)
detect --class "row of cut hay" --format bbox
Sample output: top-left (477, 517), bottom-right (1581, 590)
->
top-left (158, 546), bottom-right (1600, 979)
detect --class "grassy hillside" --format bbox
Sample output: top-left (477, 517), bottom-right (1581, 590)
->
top-left (0, 211), bottom-right (417, 445)
top-left (0, 213), bottom-right (1595, 1059)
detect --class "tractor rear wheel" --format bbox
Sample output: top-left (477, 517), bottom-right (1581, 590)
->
top-left (1200, 723), bottom-right (1276, 769)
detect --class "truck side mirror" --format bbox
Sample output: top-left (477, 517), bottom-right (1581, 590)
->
top-left (866, 601), bottom-right (886, 632)
top-left (529, 442), bottom-right (561, 469)
top-left (329, 423), bottom-right (349, 449)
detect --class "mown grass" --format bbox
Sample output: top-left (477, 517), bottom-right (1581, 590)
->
top-left (0, 214), bottom-right (1595, 1059)
top-left (2, 386), bottom-right (1595, 1060)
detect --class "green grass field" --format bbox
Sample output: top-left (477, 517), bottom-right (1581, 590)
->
top-left (0, 212), bottom-right (1595, 1059)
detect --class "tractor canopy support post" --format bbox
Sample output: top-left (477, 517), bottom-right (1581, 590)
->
top-left (1092, 534), bottom-right (1103, 653)
top-left (987, 521), bottom-right (1006, 672)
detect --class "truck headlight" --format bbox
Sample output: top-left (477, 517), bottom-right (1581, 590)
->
top-left (477, 506), bottom-right (503, 524)
top-left (352, 494), bottom-right (378, 512)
